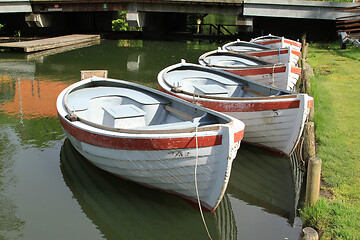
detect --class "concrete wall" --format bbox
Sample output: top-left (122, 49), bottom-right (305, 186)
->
top-left (0, 0), bottom-right (31, 13)
top-left (243, 0), bottom-right (359, 20)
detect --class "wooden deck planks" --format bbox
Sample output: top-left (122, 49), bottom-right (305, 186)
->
top-left (0, 34), bottom-right (100, 52)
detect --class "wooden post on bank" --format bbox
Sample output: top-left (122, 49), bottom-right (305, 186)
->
top-left (305, 157), bottom-right (322, 207)
top-left (300, 33), bottom-right (307, 93)
top-left (304, 122), bottom-right (316, 162)
top-left (302, 227), bottom-right (319, 240)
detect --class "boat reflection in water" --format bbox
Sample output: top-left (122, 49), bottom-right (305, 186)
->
top-left (228, 143), bottom-right (299, 225)
top-left (60, 139), bottom-right (237, 240)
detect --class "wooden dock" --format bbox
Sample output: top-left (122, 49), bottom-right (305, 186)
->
top-left (25, 39), bottom-right (100, 60)
top-left (0, 34), bottom-right (100, 52)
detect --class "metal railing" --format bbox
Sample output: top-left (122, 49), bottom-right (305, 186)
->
top-left (188, 23), bottom-right (238, 36)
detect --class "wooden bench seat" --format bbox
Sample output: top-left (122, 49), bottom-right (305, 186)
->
top-left (102, 104), bottom-right (146, 129)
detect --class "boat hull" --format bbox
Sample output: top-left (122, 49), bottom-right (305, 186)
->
top-left (60, 139), bottom-right (238, 239)
top-left (223, 64), bottom-right (301, 91)
top-left (57, 78), bottom-right (244, 211)
top-left (222, 40), bottom-right (300, 66)
top-left (198, 50), bottom-right (300, 91)
top-left (158, 63), bottom-right (313, 157)
top-left (242, 48), bottom-right (300, 66)
top-left (250, 35), bottom-right (302, 52)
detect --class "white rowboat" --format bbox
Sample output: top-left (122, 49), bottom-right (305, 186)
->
top-left (222, 40), bottom-right (301, 66)
top-left (60, 138), bottom-right (238, 239)
top-left (222, 40), bottom-right (271, 52)
top-left (158, 61), bottom-right (313, 157)
top-left (250, 34), bottom-right (302, 52)
top-left (56, 77), bottom-right (245, 212)
top-left (198, 49), bottom-right (301, 91)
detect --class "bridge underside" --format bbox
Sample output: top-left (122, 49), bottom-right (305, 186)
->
top-left (1, 0), bottom-right (358, 41)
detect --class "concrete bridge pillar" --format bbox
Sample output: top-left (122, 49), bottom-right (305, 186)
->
top-left (24, 11), bottom-right (117, 34)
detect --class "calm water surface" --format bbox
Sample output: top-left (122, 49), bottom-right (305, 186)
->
top-left (0, 39), bottom-right (303, 239)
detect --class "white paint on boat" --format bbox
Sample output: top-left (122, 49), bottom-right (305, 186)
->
top-left (57, 77), bottom-right (245, 211)
top-left (198, 49), bottom-right (301, 91)
top-left (158, 62), bottom-right (313, 157)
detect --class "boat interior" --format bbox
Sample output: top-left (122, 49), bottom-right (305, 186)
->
top-left (164, 68), bottom-right (287, 99)
top-left (200, 51), bottom-right (270, 68)
top-left (202, 55), bottom-right (267, 68)
top-left (65, 83), bottom-right (223, 131)
top-left (223, 41), bottom-right (270, 52)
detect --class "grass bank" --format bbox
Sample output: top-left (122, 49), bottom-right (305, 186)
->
top-left (300, 43), bottom-right (360, 239)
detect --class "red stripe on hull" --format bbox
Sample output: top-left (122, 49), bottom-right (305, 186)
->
top-left (198, 99), bottom-right (300, 112)
top-left (225, 65), bottom-right (286, 76)
top-left (307, 99), bottom-right (313, 108)
top-left (59, 114), bottom-right (229, 150)
top-left (284, 39), bottom-right (302, 48)
top-left (291, 66), bottom-right (301, 75)
top-left (158, 86), bottom-right (300, 112)
top-left (256, 39), bottom-right (281, 46)
top-left (246, 49), bottom-right (288, 57)
top-left (234, 130), bottom-right (244, 143)
top-left (291, 49), bottom-right (301, 57)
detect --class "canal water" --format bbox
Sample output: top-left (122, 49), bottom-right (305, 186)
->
top-left (0, 39), bottom-right (303, 240)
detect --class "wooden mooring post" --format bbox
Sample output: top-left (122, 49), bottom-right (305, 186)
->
top-left (299, 32), bottom-right (320, 240)
top-left (305, 157), bottom-right (322, 207)
top-left (300, 33), bottom-right (311, 94)
top-left (304, 122), bottom-right (316, 162)
top-left (301, 227), bottom-right (319, 240)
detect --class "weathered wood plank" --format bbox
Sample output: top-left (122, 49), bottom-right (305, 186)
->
top-left (26, 39), bottom-right (100, 60)
top-left (0, 34), bottom-right (100, 52)
top-left (80, 69), bottom-right (108, 80)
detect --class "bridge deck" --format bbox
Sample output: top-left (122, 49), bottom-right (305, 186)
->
top-left (0, 34), bottom-right (100, 52)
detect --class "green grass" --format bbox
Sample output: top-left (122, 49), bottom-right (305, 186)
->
top-left (309, 0), bottom-right (352, 2)
top-left (300, 43), bottom-right (360, 239)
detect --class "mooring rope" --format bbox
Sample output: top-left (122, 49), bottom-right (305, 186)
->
top-left (194, 126), bottom-right (213, 240)
top-left (279, 48), bottom-right (282, 63)
top-left (269, 63), bottom-right (276, 86)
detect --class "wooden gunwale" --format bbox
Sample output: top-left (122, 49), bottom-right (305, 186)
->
top-left (161, 63), bottom-right (298, 101)
top-left (169, 87), bottom-right (298, 101)
top-left (199, 49), bottom-right (271, 67)
top-left (62, 113), bottom-right (222, 134)
top-left (240, 48), bottom-right (289, 57)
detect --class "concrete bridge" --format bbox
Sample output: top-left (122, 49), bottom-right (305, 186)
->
top-left (0, 0), bottom-right (359, 40)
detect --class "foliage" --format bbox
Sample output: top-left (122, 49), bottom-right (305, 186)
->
top-left (14, 30), bottom-right (21, 38)
top-left (0, 24), bottom-right (4, 30)
top-left (112, 11), bottom-right (128, 32)
top-left (112, 10), bottom-right (142, 32)
top-left (301, 42), bottom-right (360, 239)
top-left (186, 13), bottom-right (208, 33)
